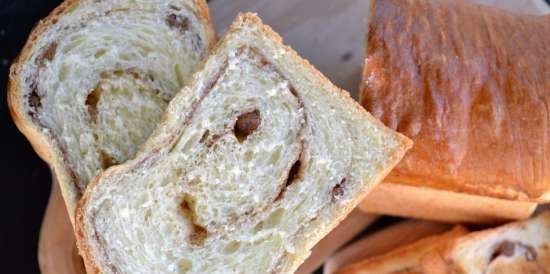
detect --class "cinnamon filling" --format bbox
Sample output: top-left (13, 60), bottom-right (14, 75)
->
top-left (166, 14), bottom-right (189, 34)
top-left (275, 149), bottom-right (305, 202)
top-left (28, 87), bottom-right (41, 111)
top-left (490, 241), bottom-right (538, 262)
top-left (180, 194), bottom-right (208, 247)
top-left (234, 110), bottom-right (261, 142)
top-left (99, 150), bottom-right (117, 169)
top-left (204, 133), bottom-right (225, 149)
top-left (331, 179), bottom-right (345, 201)
top-left (90, 212), bottom-right (120, 274)
top-left (37, 42), bottom-right (57, 67)
top-left (189, 224), bottom-right (208, 247)
top-left (286, 159), bottom-right (302, 187)
top-left (85, 85), bottom-right (101, 123)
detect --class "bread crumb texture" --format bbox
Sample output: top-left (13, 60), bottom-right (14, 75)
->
top-left (16, 0), bottom-right (210, 193)
top-left (78, 14), bottom-right (410, 274)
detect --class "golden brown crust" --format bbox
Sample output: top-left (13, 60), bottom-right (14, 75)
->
top-left (419, 241), bottom-right (452, 274)
top-left (359, 182), bottom-right (538, 224)
top-left (193, 0), bottom-right (216, 50)
top-left (75, 189), bottom-right (102, 274)
top-left (8, 0), bottom-right (85, 227)
top-left (422, 212), bottom-right (550, 274)
top-left (325, 220), bottom-right (451, 274)
top-left (8, 0), bottom-right (215, 225)
top-left (337, 226), bottom-right (467, 274)
top-left (361, 0), bottom-right (550, 201)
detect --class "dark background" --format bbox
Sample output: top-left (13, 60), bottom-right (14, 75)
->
top-left (1, 1), bottom-right (64, 273)
top-left (2, 1), bottom-right (549, 274)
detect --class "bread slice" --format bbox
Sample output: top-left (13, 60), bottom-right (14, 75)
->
top-left (324, 220), bottom-right (452, 274)
top-left (336, 226), bottom-right (467, 274)
top-left (75, 13), bottom-right (411, 274)
top-left (8, 0), bottom-right (215, 222)
top-left (422, 212), bottom-right (550, 274)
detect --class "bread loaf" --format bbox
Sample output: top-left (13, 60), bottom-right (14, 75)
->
top-left (75, 13), bottom-right (411, 274)
top-left (361, 0), bottom-right (550, 202)
top-left (8, 0), bottom-right (215, 222)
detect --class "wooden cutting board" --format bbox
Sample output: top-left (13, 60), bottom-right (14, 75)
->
top-left (38, 1), bottom-right (549, 274)
top-left (38, 176), bottom-right (85, 274)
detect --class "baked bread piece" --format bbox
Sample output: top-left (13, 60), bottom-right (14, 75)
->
top-left (361, 0), bottom-right (550, 201)
top-left (75, 13), bottom-right (411, 274)
top-left (336, 226), bottom-right (467, 274)
top-left (8, 0), bottom-right (215, 221)
top-left (422, 212), bottom-right (550, 274)
top-left (324, 220), bottom-right (452, 274)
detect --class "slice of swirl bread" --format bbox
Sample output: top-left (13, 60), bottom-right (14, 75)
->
top-left (337, 226), bottom-right (468, 274)
top-left (422, 212), bottom-right (550, 274)
top-left (75, 13), bottom-right (412, 274)
top-left (8, 0), bottom-right (215, 222)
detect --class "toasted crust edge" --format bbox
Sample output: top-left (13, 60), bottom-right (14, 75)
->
top-left (9, 0), bottom-right (86, 228)
top-left (421, 211), bottom-right (550, 274)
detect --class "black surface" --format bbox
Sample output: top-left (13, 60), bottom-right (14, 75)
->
top-left (1, 1), bottom-right (63, 273)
